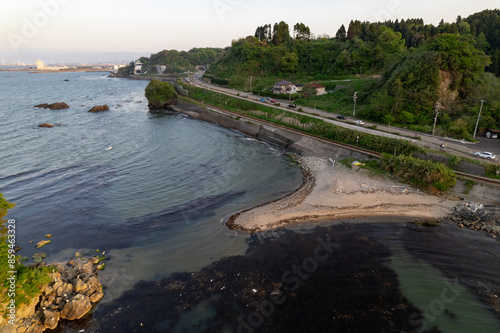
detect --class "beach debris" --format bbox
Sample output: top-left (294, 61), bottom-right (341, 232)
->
top-left (252, 289), bottom-right (257, 293)
top-left (352, 161), bottom-right (362, 166)
top-left (36, 240), bottom-right (51, 249)
top-left (45, 234), bottom-right (52, 238)
top-left (105, 146), bottom-right (112, 151)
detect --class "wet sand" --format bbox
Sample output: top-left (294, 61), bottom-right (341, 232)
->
top-left (229, 156), bottom-right (458, 231)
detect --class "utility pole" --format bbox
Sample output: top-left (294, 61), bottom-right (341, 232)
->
top-left (352, 92), bottom-right (358, 117)
top-left (473, 100), bottom-right (485, 139)
top-left (432, 102), bottom-right (441, 136)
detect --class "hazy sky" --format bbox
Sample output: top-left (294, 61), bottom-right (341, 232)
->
top-left (0, 0), bottom-right (498, 63)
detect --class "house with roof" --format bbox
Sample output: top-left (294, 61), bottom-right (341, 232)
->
top-left (486, 128), bottom-right (500, 139)
top-left (273, 80), bottom-right (294, 94)
top-left (306, 83), bottom-right (326, 96)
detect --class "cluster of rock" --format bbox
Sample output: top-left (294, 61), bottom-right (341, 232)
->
top-left (449, 202), bottom-right (500, 238)
top-left (33, 103), bottom-right (110, 113)
top-left (4, 256), bottom-right (105, 333)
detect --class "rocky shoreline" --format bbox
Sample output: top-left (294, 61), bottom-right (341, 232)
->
top-left (449, 201), bottom-right (500, 238)
top-left (2, 255), bottom-right (105, 333)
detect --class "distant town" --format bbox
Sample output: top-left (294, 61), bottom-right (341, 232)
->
top-left (0, 58), bottom-right (129, 73)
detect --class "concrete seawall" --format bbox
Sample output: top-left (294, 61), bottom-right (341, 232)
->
top-left (175, 100), bottom-right (370, 161)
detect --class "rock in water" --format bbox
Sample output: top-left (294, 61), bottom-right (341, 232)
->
top-left (88, 105), bottom-right (109, 113)
top-left (145, 79), bottom-right (178, 110)
top-left (60, 294), bottom-right (92, 320)
top-left (34, 102), bottom-right (70, 110)
top-left (47, 102), bottom-right (69, 110)
top-left (35, 240), bottom-right (51, 248)
top-left (38, 123), bottom-right (54, 128)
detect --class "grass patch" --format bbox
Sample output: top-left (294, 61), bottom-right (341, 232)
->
top-left (463, 180), bottom-right (477, 195)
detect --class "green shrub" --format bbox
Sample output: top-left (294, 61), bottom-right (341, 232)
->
top-left (448, 155), bottom-right (461, 166)
top-left (380, 153), bottom-right (456, 190)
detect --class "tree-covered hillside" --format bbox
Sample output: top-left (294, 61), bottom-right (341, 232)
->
top-left (119, 47), bottom-right (226, 76)
top-left (205, 10), bottom-right (500, 137)
top-left (361, 34), bottom-right (493, 138)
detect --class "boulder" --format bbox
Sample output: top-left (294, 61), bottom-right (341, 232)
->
top-left (88, 105), bottom-right (109, 113)
top-left (43, 309), bottom-right (60, 330)
top-left (38, 123), bottom-right (53, 128)
top-left (34, 103), bottom-right (49, 108)
top-left (60, 294), bottom-right (92, 320)
top-left (48, 102), bottom-right (69, 110)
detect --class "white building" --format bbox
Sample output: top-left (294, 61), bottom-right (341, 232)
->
top-left (134, 60), bottom-right (143, 74)
top-left (36, 59), bottom-right (45, 69)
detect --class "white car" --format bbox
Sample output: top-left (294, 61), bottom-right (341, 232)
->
top-left (353, 120), bottom-right (364, 125)
top-left (474, 151), bottom-right (496, 160)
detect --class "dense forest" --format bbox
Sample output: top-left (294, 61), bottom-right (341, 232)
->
top-left (205, 9), bottom-right (500, 136)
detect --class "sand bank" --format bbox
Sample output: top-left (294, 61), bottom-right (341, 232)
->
top-left (228, 156), bottom-right (458, 231)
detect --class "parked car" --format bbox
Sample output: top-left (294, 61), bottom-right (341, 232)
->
top-left (270, 99), bottom-right (277, 103)
top-left (337, 115), bottom-right (346, 120)
top-left (289, 104), bottom-right (296, 108)
top-left (259, 98), bottom-right (265, 102)
top-left (474, 151), bottom-right (496, 160)
top-left (354, 120), bottom-right (364, 125)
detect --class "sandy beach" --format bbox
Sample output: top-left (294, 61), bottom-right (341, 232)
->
top-left (228, 156), bottom-right (458, 231)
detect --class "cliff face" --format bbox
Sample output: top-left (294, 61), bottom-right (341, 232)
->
top-left (438, 70), bottom-right (460, 109)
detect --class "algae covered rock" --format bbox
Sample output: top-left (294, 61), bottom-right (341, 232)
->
top-left (145, 79), bottom-right (178, 110)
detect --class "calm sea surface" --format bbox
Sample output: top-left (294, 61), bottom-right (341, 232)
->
top-left (1, 71), bottom-right (499, 332)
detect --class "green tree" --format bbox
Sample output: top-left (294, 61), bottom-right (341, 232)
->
top-left (294, 23), bottom-right (311, 40)
top-left (272, 21), bottom-right (290, 45)
top-left (336, 24), bottom-right (347, 41)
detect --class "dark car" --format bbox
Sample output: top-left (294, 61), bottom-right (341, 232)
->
top-left (289, 104), bottom-right (296, 108)
top-left (337, 115), bottom-right (346, 120)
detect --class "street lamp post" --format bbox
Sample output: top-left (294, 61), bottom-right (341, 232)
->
top-left (432, 102), bottom-right (441, 136)
top-left (352, 92), bottom-right (358, 117)
top-left (473, 100), bottom-right (485, 139)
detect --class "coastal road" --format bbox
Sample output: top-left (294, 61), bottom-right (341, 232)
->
top-left (188, 73), bottom-right (500, 162)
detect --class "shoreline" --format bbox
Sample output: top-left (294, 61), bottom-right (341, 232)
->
top-left (228, 155), bottom-right (459, 232)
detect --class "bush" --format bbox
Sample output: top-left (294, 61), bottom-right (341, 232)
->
top-left (380, 154), bottom-right (456, 190)
top-left (448, 155), bottom-right (461, 166)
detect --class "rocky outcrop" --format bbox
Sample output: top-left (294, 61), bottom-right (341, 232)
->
top-left (88, 105), bottom-right (109, 113)
top-left (145, 79), bottom-right (178, 110)
top-left (3, 255), bottom-right (105, 333)
top-left (34, 102), bottom-right (70, 110)
top-left (38, 123), bottom-right (54, 128)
